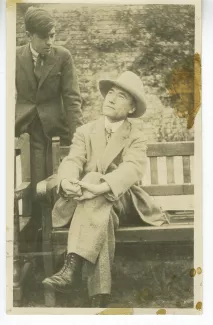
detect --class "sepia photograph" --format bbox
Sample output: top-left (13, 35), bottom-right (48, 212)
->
top-left (6, 0), bottom-right (202, 314)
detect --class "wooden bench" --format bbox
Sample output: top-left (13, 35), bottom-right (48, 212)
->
top-left (14, 136), bottom-right (33, 306)
top-left (37, 139), bottom-right (194, 307)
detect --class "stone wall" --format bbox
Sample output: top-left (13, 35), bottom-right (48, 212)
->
top-left (16, 3), bottom-right (194, 142)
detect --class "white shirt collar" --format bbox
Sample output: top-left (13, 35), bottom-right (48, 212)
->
top-left (104, 117), bottom-right (125, 133)
top-left (30, 43), bottom-right (39, 61)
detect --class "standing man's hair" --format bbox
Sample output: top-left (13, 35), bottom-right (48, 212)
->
top-left (24, 7), bottom-right (55, 37)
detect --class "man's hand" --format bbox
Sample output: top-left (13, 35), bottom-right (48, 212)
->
top-left (61, 178), bottom-right (82, 198)
top-left (73, 189), bottom-right (98, 201)
top-left (74, 181), bottom-right (110, 201)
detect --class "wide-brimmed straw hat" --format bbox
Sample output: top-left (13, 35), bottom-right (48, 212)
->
top-left (99, 71), bottom-right (147, 118)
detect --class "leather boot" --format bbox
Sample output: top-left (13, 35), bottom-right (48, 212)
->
top-left (42, 253), bottom-right (83, 293)
top-left (90, 294), bottom-right (109, 308)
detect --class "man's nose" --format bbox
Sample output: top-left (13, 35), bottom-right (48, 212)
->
top-left (109, 95), bottom-right (116, 103)
top-left (46, 38), bottom-right (52, 46)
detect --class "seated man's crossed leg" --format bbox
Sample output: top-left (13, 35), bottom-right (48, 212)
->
top-left (43, 172), bottom-right (119, 307)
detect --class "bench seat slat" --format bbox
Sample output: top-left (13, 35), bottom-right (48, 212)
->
top-left (116, 225), bottom-right (194, 243)
top-left (52, 224), bottom-right (194, 245)
top-left (143, 184), bottom-right (194, 196)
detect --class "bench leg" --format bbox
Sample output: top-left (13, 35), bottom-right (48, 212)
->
top-left (13, 200), bottom-right (22, 306)
top-left (42, 203), bottom-right (56, 307)
top-left (14, 200), bottom-right (34, 306)
top-left (43, 253), bottom-right (56, 307)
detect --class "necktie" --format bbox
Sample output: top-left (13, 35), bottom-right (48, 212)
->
top-left (105, 126), bottom-right (113, 143)
top-left (34, 54), bottom-right (43, 81)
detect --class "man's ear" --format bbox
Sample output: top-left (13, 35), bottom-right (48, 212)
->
top-left (128, 106), bottom-right (136, 115)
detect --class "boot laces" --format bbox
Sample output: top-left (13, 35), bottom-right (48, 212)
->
top-left (68, 254), bottom-right (78, 267)
top-left (55, 255), bottom-right (69, 277)
top-left (60, 254), bottom-right (79, 281)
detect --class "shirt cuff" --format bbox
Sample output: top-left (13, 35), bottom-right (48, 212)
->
top-left (100, 176), bottom-right (120, 202)
top-left (58, 180), bottom-right (69, 200)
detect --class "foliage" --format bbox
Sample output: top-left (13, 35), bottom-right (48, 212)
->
top-left (16, 4), bottom-right (195, 142)
top-left (156, 111), bottom-right (194, 142)
top-left (127, 5), bottom-right (195, 90)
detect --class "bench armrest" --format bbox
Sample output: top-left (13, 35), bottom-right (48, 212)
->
top-left (15, 182), bottom-right (31, 200)
top-left (37, 174), bottom-right (57, 201)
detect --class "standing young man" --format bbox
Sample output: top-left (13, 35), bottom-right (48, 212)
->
top-left (16, 7), bottom-right (83, 236)
top-left (42, 71), bottom-right (168, 307)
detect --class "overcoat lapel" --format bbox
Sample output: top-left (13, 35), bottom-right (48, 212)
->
top-left (18, 44), bottom-right (37, 91)
top-left (100, 119), bottom-right (131, 174)
top-left (38, 48), bottom-right (58, 89)
top-left (90, 117), bottom-right (107, 172)
top-left (90, 117), bottom-right (131, 174)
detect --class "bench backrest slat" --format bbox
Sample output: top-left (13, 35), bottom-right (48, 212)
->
top-left (58, 141), bottom-right (194, 160)
top-left (150, 157), bottom-right (158, 184)
top-left (147, 142), bottom-right (194, 157)
top-left (166, 156), bottom-right (175, 184)
top-left (182, 156), bottom-right (191, 183)
top-left (143, 184), bottom-right (194, 196)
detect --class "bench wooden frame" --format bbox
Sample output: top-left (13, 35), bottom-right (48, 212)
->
top-left (37, 139), bottom-right (194, 307)
top-left (14, 140), bottom-right (32, 306)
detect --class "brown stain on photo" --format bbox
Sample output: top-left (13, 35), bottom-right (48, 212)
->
top-left (197, 267), bottom-right (202, 275)
top-left (7, 0), bottom-right (26, 11)
top-left (97, 308), bottom-right (133, 315)
top-left (167, 53), bottom-right (201, 129)
top-left (196, 301), bottom-right (202, 311)
top-left (190, 268), bottom-right (196, 277)
top-left (156, 308), bottom-right (167, 315)
top-left (136, 287), bottom-right (154, 303)
top-left (6, 0), bottom-right (18, 8)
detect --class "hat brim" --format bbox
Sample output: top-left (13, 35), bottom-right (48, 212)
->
top-left (99, 79), bottom-right (146, 118)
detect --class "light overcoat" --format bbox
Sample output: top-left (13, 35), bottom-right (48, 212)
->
top-left (53, 117), bottom-right (167, 228)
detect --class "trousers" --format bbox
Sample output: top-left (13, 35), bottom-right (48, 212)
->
top-left (29, 113), bottom-right (53, 221)
top-left (65, 172), bottom-right (137, 297)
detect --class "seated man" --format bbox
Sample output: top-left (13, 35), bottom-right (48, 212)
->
top-left (42, 71), bottom-right (168, 307)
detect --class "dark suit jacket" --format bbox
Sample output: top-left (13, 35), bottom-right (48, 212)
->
top-left (15, 44), bottom-right (83, 144)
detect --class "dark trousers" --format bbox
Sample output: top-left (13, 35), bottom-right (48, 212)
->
top-left (29, 114), bottom-right (53, 223)
top-left (18, 113), bottom-right (53, 250)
